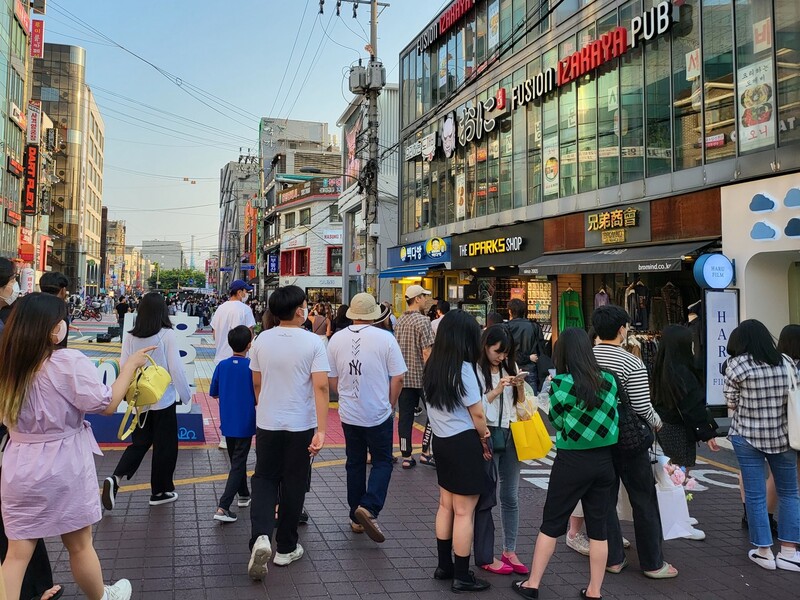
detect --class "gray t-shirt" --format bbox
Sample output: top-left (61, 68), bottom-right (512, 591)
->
top-left (427, 362), bottom-right (481, 438)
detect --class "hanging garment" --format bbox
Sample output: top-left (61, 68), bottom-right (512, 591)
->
top-left (594, 290), bottom-right (610, 309)
top-left (633, 283), bottom-right (651, 330)
top-left (558, 289), bottom-right (585, 332)
top-left (661, 282), bottom-right (684, 325)
top-left (650, 296), bottom-right (668, 332)
top-left (625, 287), bottom-right (637, 322)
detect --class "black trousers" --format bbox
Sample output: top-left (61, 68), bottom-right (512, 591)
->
top-left (218, 436), bottom-right (252, 511)
top-left (113, 403), bottom-right (178, 495)
top-left (250, 428), bottom-right (314, 554)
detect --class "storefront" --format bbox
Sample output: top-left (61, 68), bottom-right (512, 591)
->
top-left (382, 236), bottom-right (452, 312)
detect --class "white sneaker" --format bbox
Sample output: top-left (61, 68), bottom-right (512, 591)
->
top-left (777, 552), bottom-right (800, 572)
top-left (689, 517), bottom-right (699, 526)
top-left (273, 543), bottom-right (304, 566)
top-left (105, 579), bottom-right (132, 600)
top-left (682, 527), bottom-right (706, 541)
top-left (622, 537), bottom-right (631, 549)
top-left (749, 549), bottom-right (776, 570)
top-left (248, 535), bottom-right (272, 580)
top-left (218, 438), bottom-right (228, 449)
top-left (238, 496), bottom-right (252, 508)
top-left (566, 531), bottom-right (590, 556)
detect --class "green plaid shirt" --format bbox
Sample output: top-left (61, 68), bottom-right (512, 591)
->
top-left (549, 371), bottom-right (619, 450)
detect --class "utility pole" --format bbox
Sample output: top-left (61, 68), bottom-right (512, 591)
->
top-left (322, 0), bottom-right (387, 297)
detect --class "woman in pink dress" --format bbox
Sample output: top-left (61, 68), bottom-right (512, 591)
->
top-left (0, 293), bottom-right (155, 600)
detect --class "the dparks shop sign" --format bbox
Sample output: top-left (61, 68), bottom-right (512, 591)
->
top-left (415, 0), bottom-right (475, 55)
top-left (452, 221), bottom-right (543, 269)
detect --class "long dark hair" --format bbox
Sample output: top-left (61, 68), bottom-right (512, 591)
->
top-left (0, 294), bottom-right (67, 427)
top-left (552, 327), bottom-right (604, 410)
top-left (129, 293), bottom-right (172, 338)
top-left (479, 325), bottom-right (520, 404)
top-left (777, 324), bottom-right (800, 361)
top-left (652, 325), bottom-right (697, 411)
top-left (729, 319), bottom-right (781, 366)
top-left (423, 310), bottom-right (482, 412)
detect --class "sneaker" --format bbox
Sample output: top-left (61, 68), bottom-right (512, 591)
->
top-left (566, 531), bottom-right (590, 556)
top-left (350, 521), bottom-right (365, 534)
top-left (218, 438), bottom-right (228, 450)
top-left (299, 508), bottom-right (309, 524)
top-left (414, 406), bottom-right (423, 417)
top-left (149, 492), bottom-right (178, 506)
top-left (238, 496), bottom-right (252, 508)
top-left (102, 477), bottom-right (119, 511)
top-left (777, 552), bottom-right (800, 572)
top-left (749, 549), bottom-right (776, 570)
top-left (274, 543), bottom-right (304, 566)
top-left (248, 535), bottom-right (272, 580)
top-left (622, 537), bottom-right (631, 549)
top-left (214, 508), bottom-right (237, 523)
top-left (689, 517), bottom-right (699, 526)
top-left (681, 527), bottom-right (706, 541)
top-left (105, 579), bottom-right (132, 600)
top-left (354, 506), bottom-right (386, 543)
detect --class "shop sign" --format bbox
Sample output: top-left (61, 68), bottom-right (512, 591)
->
top-left (4, 208), bottom-right (20, 227)
top-left (415, 0), bottom-right (475, 55)
top-left (542, 137), bottom-right (559, 196)
top-left (705, 289), bottom-right (739, 407)
top-left (9, 102), bottom-right (26, 131)
top-left (19, 226), bottom-right (32, 244)
top-left (322, 230), bottom-right (343, 244)
top-left (585, 203), bottom-right (651, 247)
top-left (23, 145), bottom-right (39, 215)
top-left (442, 113), bottom-right (456, 158)
top-left (458, 235), bottom-right (523, 258)
top-left (455, 173), bottom-right (466, 219)
top-left (421, 132), bottom-right (437, 161)
top-left (458, 88), bottom-right (508, 146)
top-left (27, 100), bottom-right (42, 145)
top-left (13, 0), bottom-right (29, 34)
top-left (400, 237), bottom-right (449, 262)
top-left (282, 233), bottom-right (306, 249)
top-left (693, 253), bottom-right (734, 289)
top-left (7, 156), bottom-right (23, 178)
top-left (31, 19), bottom-right (44, 58)
top-left (404, 139), bottom-right (422, 160)
top-left (737, 58), bottom-right (775, 152)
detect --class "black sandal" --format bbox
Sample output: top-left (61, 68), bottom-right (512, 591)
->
top-left (580, 589), bottom-right (602, 600)
top-left (512, 580), bottom-right (539, 599)
top-left (33, 586), bottom-right (64, 600)
top-left (419, 453), bottom-right (435, 467)
top-left (402, 457), bottom-right (416, 469)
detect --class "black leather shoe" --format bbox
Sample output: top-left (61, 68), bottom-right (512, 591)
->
top-left (433, 567), bottom-right (454, 580)
top-left (452, 573), bottom-right (490, 593)
top-left (581, 589), bottom-right (602, 600)
top-left (512, 580), bottom-right (539, 599)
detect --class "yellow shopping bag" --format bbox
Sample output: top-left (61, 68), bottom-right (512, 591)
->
top-left (510, 404), bottom-right (552, 461)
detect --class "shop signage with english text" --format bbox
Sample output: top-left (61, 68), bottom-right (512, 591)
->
top-left (459, 236), bottom-right (523, 257)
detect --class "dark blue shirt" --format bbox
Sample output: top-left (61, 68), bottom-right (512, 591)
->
top-left (210, 355), bottom-right (256, 438)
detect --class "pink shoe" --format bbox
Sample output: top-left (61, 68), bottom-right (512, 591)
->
top-left (501, 554), bottom-right (530, 575)
top-left (481, 561), bottom-right (514, 575)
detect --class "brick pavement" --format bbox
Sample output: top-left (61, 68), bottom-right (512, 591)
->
top-left (43, 318), bottom-right (800, 599)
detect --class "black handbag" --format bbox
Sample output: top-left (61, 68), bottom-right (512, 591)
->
top-left (489, 394), bottom-right (506, 452)
top-left (680, 406), bottom-right (719, 442)
top-left (610, 372), bottom-right (654, 454)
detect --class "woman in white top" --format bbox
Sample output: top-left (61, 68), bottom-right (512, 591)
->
top-left (474, 324), bottom-right (529, 576)
top-left (101, 293), bottom-right (192, 511)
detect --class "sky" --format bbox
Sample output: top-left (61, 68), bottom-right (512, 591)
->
top-left (43, 0), bottom-right (443, 264)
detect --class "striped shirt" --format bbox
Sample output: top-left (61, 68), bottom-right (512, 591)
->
top-left (593, 343), bottom-right (662, 429)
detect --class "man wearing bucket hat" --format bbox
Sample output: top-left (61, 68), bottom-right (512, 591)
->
top-left (327, 293), bottom-right (407, 542)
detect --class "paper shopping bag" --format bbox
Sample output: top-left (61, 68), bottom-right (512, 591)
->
top-left (510, 411), bottom-right (552, 461)
top-left (656, 485), bottom-right (694, 540)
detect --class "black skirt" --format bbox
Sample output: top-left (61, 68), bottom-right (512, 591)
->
top-left (432, 429), bottom-right (486, 496)
top-left (657, 422), bottom-right (697, 467)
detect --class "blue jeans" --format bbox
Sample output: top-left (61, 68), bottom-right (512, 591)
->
top-left (342, 416), bottom-right (394, 522)
top-left (730, 435), bottom-right (800, 547)
top-left (492, 427), bottom-right (522, 552)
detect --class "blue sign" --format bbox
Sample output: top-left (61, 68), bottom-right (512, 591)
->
top-left (694, 253), bottom-right (734, 289)
top-left (268, 254), bottom-right (279, 275)
top-left (219, 267), bottom-right (233, 272)
top-left (388, 237), bottom-right (452, 268)
top-left (241, 264), bottom-right (256, 271)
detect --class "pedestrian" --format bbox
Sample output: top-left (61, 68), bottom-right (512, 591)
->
top-left (423, 310), bottom-right (492, 594)
top-left (114, 296), bottom-right (128, 341)
top-left (513, 328), bottom-right (619, 600)
top-left (395, 285), bottom-right (435, 469)
top-left (382, 301), bottom-right (397, 329)
top-left (777, 324), bottom-right (800, 486)
top-left (506, 299), bottom-right (547, 392)
top-left (211, 326), bottom-right (257, 523)
top-left (474, 324), bottom-right (529, 575)
top-left (328, 304), bottom-right (351, 338)
top-left (39, 272), bottom-right (70, 350)
top-left (102, 293), bottom-right (192, 511)
top-left (0, 259), bottom-right (19, 332)
top-left (261, 308), bottom-right (280, 332)
top-left (486, 312), bottom-right (505, 328)
top-left (327, 293), bottom-right (406, 542)
top-left (247, 286), bottom-right (329, 581)
top-left (591, 305), bottom-right (677, 579)
top-left (0, 293), bottom-right (155, 600)
top-left (311, 303), bottom-right (331, 345)
top-left (431, 300), bottom-right (450, 335)
top-left (725, 319), bottom-right (800, 572)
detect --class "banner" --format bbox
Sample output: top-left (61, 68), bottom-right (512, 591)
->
top-left (27, 100), bottom-right (41, 144)
top-left (705, 289), bottom-right (739, 406)
top-left (542, 136), bottom-right (559, 196)
top-left (488, 0), bottom-right (500, 49)
top-left (455, 172), bottom-right (466, 220)
top-left (737, 58), bottom-right (775, 153)
top-left (31, 19), bottom-right (44, 58)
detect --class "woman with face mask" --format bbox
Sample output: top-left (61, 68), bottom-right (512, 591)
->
top-left (0, 257), bottom-right (20, 329)
top-left (0, 293), bottom-right (156, 600)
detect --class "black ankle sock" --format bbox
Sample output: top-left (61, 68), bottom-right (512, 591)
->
top-left (454, 554), bottom-right (472, 581)
top-left (437, 539), bottom-right (453, 572)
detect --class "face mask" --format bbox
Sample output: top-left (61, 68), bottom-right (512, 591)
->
top-left (241, 293), bottom-right (249, 303)
top-left (302, 307), bottom-right (309, 321)
top-left (51, 320), bottom-right (68, 345)
top-left (1, 281), bottom-right (20, 305)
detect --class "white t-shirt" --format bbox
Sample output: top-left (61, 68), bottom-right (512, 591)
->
top-left (249, 326), bottom-right (330, 431)
top-left (327, 324), bottom-right (407, 427)
top-left (431, 316), bottom-right (444, 335)
top-left (477, 367), bottom-right (518, 428)
top-left (211, 299), bottom-right (256, 364)
top-left (426, 361), bottom-right (482, 438)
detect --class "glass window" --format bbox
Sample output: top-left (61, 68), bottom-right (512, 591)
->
top-left (620, 1), bottom-right (644, 183)
top-left (559, 36), bottom-right (578, 197)
top-left (527, 57), bottom-right (543, 205)
top-left (512, 0), bottom-right (526, 52)
top-left (422, 48), bottom-right (431, 113)
top-left (284, 212), bottom-right (296, 229)
top-left (280, 251), bottom-right (294, 275)
top-left (673, 1), bottom-right (702, 168)
top-left (702, 0), bottom-right (735, 163)
top-left (776, 0), bottom-right (800, 146)
top-left (430, 42), bottom-right (440, 106)
top-left (416, 49), bottom-right (424, 119)
top-left (578, 23), bottom-right (597, 193)
top-left (488, 0), bottom-right (500, 56)
top-left (329, 205), bottom-right (341, 222)
top-left (456, 25), bottom-right (465, 88)
top-left (527, 0), bottom-right (550, 44)
top-left (401, 53), bottom-right (410, 127)
top-left (500, 0), bottom-right (513, 50)
top-left (447, 31), bottom-right (456, 95)
top-left (422, 157), bottom-right (431, 227)
top-left (464, 10), bottom-right (476, 80)
top-left (327, 247), bottom-right (343, 275)
top-left (597, 11), bottom-right (619, 188)
top-left (415, 160), bottom-right (423, 229)
top-left (299, 208), bottom-right (311, 225)
top-left (296, 249), bottom-right (310, 275)
top-left (542, 48), bottom-right (559, 200)
top-left (438, 42), bottom-right (448, 101)
top-left (476, 0), bottom-right (487, 66)
top-left (512, 67), bottom-right (527, 207)
top-left (499, 76), bottom-right (513, 212)
top-left (644, 0), bottom-right (672, 176)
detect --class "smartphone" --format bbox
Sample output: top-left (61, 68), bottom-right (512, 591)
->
top-left (514, 371), bottom-right (529, 381)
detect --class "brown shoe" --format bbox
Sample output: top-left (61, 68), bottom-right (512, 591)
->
top-left (354, 506), bottom-right (385, 543)
top-left (350, 521), bottom-right (364, 534)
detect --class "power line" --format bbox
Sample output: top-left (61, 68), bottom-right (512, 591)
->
top-left (104, 165), bottom-right (217, 181)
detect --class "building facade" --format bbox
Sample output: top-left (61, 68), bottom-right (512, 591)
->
top-left (397, 0), bottom-right (800, 339)
top-left (141, 239), bottom-right (184, 271)
top-left (81, 88), bottom-right (104, 295)
top-left (217, 160), bottom-right (259, 293)
top-left (105, 218), bottom-right (125, 294)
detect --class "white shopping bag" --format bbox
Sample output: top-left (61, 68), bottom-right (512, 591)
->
top-left (652, 454), bottom-right (693, 540)
top-left (617, 484), bottom-right (634, 522)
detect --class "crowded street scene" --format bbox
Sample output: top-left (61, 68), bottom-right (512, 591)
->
top-left (0, 0), bottom-right (799, 599)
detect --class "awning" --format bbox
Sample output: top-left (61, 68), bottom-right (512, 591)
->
top-left (519, 241), bottom-right (712, 276)
top-left (379, 263), bottom-right (447, 279)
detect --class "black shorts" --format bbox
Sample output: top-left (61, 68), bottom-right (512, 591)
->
top-left (540, 446), bottom-right (616, 541)
top-left (433, 429), bottom-right (485, 496)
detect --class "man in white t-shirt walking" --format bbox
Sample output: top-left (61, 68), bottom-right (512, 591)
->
top-left (328, 293), bottom-right (406, 543)
top-left (247, 285), bottom-right (330, 581)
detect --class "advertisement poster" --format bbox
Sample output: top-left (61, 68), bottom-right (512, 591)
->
top-left (542, 136), bottom-right (559, 196)
top-left (31, 19), bottom-right (44, 58)
top-left (488, 0), bottom-right (500, 50)
top-left (455, 172), bottom-right (466, 220)
top-left (705, 289), bottom-right (739, 406)
top-left (737, 58), bottom-right (775, 152)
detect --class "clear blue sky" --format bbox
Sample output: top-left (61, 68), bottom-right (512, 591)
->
top-left (45, 0), bottom-right (442, 262)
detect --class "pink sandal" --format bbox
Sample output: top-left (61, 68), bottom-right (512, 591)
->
top-left (481, 561), bottom-right (514, 575)
top-left (502, 554), bottom-right (530, 575)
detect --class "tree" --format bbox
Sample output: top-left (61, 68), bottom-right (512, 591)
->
top-left (148, 268), bottom-right (206, 290)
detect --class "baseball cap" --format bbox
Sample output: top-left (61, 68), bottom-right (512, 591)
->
top-left (346, 293), bottom-right (390, 322)
top-left (405, 284), bottom-right (432, 300)
top-left (230, 279), bottom-right (254, 293)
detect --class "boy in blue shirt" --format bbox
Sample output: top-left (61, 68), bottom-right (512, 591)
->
top-left (211, 325), bottom-right (257, 522)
